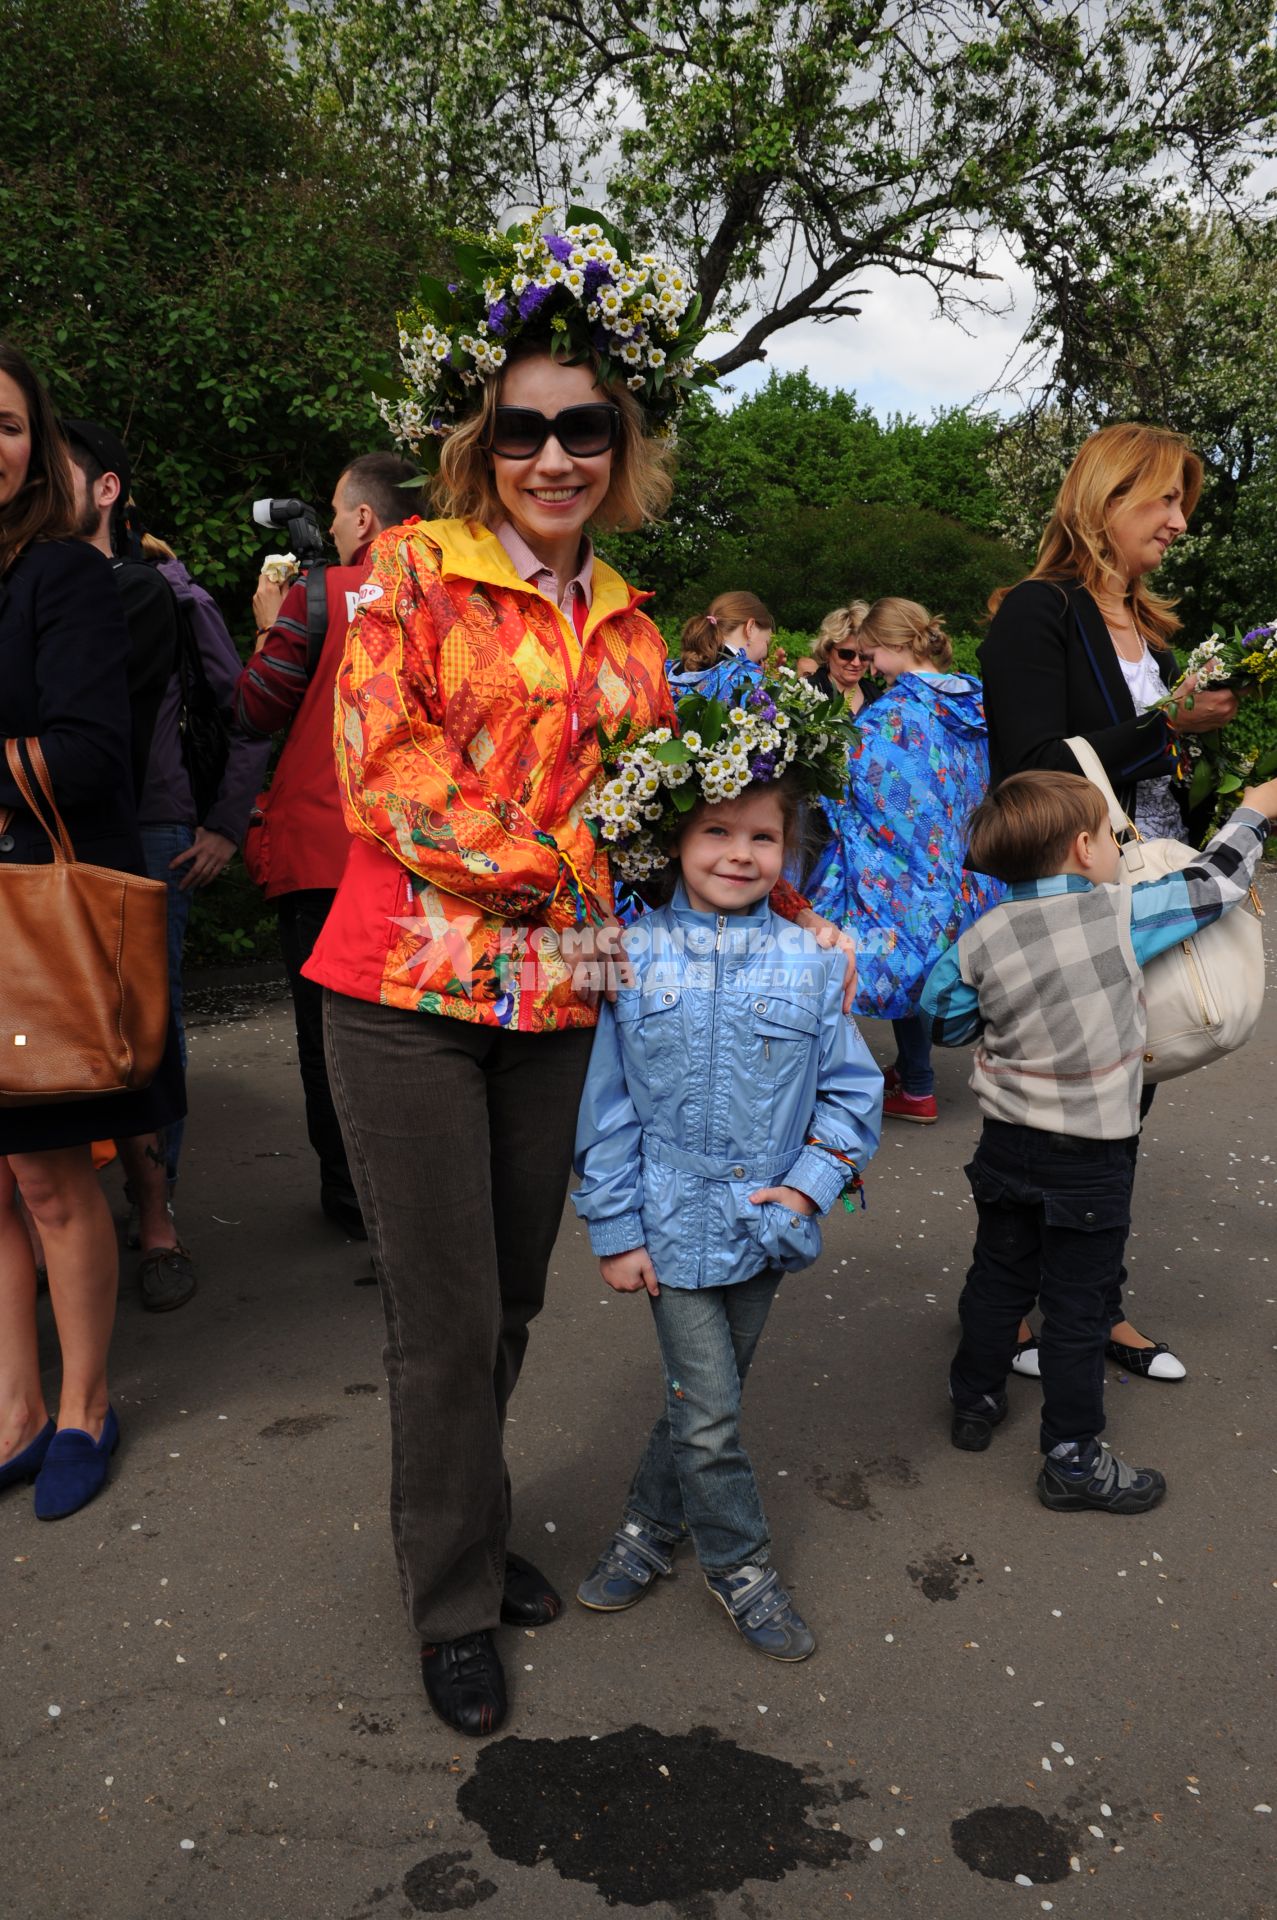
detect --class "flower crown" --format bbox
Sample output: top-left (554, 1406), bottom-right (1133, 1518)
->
top-left (377, 206), bottom-right (713, 454)
top-left (590, 671), bottom-right (860, 883)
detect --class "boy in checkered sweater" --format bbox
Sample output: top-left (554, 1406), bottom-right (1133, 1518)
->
top-left (923, 768), bottom-right (1277, 1512)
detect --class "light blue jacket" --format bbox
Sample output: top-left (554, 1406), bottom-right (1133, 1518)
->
top-left (571, 884), bottom-right (884, 1289)
top-left (665, 649), bottom-right (763, 707)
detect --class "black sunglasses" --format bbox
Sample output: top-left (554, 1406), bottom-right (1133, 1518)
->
top-left (485, 404), bottom-right (622, 460)
top-left (833, 647), bottom-right (867, 662)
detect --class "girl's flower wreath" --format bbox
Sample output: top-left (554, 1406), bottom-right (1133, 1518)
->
top-left (377, 205), bottom-right (713, 456)
top-left (589, 672), bottom-right (860, 883)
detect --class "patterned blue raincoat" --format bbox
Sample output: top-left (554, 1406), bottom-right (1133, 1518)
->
top-left (665, 649), bottom-right (763, 707)
top-left (806, 671), bottom-right (1003, 1019)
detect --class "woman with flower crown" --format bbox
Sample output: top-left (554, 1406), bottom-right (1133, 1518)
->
top-left (302, 211), bottom-right (852, 1736)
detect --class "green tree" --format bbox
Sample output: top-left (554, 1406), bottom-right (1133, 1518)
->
top-left (0, 0), bottom-right (435, 604)
top-left (603, 370), bottom-right (1020, 624)
top-left (295, 0), bottom-right (1277, 377)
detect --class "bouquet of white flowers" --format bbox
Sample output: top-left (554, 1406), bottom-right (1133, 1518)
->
top-left (260, 552), bottom-right (299, 587)
top-left (1155, 619), bottom-right (1277, 814)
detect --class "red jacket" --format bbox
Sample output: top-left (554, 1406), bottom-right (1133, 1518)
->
top-left (235, 548), bottom-right (373, 897)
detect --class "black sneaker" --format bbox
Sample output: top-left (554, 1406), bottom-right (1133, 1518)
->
top-left (1037, 1441), bottom-right (1166, 1514)
top-left (951, 1393), bottom-right (1008, 1452)
top-left (138, 1242), bottom-right (198, 1312)
top-left (420, 1630), bottom-right (507, 1737)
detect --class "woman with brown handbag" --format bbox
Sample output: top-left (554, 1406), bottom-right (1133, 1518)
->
top-left (0, 340), bottom-right (185, 1520)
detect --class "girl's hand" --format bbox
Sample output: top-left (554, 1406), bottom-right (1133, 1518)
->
top-left (1241, 776), bottom-right (1277, 823)
top-left (1165, 675), bottom-right (1240, 734)
top-left (749, 1184), bottom-right (818, 1216)
top-left (793, 909), bottom-right (857, 1012)
top-left (600, 1248), bottom-right (660, 1296)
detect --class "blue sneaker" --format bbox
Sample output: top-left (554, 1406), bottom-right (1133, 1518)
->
top-left (577, 1518), bottom-right (676, 1611)
top-left (704, 1564), bottom-right (816, 1661)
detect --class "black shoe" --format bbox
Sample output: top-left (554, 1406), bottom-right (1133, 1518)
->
top-left (501, 1552), bottom-right (562, 1626)
top-left (138, 1243), bottom-right (198, 1312)
top-left (1037, 1441), bottom-right (1167, 1514)
top-left (320, 1189), bottom-right (368, 1241)
top-left (420, 1631), bottom-right (507, 1737)
top-left (951, 1394), bottom-right (1008, 1452)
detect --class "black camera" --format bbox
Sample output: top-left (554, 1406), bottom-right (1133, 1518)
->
top-left (251, 496), bottom-right (328, 568)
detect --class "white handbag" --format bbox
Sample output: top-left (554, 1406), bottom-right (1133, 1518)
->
top-left (1065, 737), bottom-right (1265, 1082)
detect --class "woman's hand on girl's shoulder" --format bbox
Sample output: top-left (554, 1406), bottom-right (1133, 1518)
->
top-left (562, 918), bottom-right (635, 1003)
top-left (793, 909), bottom-right (857, 1012)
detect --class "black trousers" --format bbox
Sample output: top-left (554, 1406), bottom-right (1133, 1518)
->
top-left (950, 1119), bottom-right (1137, 1453)
top-left (275, 889), bottom-right (358, 1208)
top-left (324, 990), bottom-right (594, 1639)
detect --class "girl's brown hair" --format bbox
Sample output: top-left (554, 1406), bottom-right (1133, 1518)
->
top-left (859, 596), bottom-right (953, 669)
top-left (989, 422), bottom-right (1202, 647)
top-left (0, 339), bottom-right (77, 573)
top-left (814, 600), bottom-right (870, 664)
top-left (965, 770), bottom-right (1108, 883)
top-left (679, 590), bottom-right (775, 671)
top-left (433, 347), bottom-right (674, 531)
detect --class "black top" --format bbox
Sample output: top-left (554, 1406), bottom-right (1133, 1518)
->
top-left (809, 663), bottom-right (881, 709)
top-left (0, 538), bottom-right (142, 870)
top-left (979, 577), bottom-right (1178, 818)
top-left (114, 555), bottom-right (180, 798)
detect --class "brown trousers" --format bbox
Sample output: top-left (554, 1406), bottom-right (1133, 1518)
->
top-left (324, 990), bottom-right (594, 1640)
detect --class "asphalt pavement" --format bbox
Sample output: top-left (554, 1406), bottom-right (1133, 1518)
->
top-left (4, 877), bottom-right (1276, 1920)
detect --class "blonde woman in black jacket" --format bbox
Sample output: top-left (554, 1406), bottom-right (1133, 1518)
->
top-left (980, 423), bottom-right (1236, 1382)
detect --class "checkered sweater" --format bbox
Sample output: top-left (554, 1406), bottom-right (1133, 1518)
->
top-left (957, 888), bottom-right (1146, 1137)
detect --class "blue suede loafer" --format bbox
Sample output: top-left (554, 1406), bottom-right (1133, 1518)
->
top-left (0, 1419), bottom-right (56, 1493)
top-left (34, 1408), bottom-right (120, 1520)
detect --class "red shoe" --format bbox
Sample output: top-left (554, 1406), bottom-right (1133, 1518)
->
top-left (882, 1086), bottom-right (938, 1124)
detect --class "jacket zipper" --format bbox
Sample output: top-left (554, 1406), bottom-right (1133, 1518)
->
top-left (700, 913), bottom-right (727, 1284)
top-left (539, 609), bottom-right (582, 831)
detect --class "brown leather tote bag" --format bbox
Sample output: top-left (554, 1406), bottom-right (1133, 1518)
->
top-left (0, 737), bottom-right (170, 1105)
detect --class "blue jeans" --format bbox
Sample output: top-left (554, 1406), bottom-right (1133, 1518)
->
top-left (625, 1269), bottom-right (781, 1576)
top-left (891, 1012), bottom-right (934, 1096)
top-left (950, 1119), bottom-right (1136, 1452)
top-left (140, 824), bottom-right (195, 1180)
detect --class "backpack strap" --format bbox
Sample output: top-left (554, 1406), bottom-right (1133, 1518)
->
top-left (305, 561), bottom-right (330, 678)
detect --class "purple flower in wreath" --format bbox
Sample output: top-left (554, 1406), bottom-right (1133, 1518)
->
top-left (749, 752), bottom-right (777, 781)
top-left (486, 298), bottom-right (512, 337)
top-left (1243, 623), bottom-right (1276, 645)
top-left (545, 233), bottom-right (574, 264)
top-left (518, 280), bottom-right (554, 321)
top-left (583, 258), bottom-right (611, 292)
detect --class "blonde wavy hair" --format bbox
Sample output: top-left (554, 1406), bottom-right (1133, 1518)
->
top-left (859, 596), bottom-right (953, 669)
top-left (814, 600), bottom-right (870, 665)
top-left (432, 348), bottom-right (675, 531)
top-left (991, 422), bottom-right (1202, 647)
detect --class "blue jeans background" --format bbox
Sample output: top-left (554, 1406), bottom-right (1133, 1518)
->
top-left (950, 1119), bottom-right (1136, 1452)
top-left (625, 1269), bottom-right (781, 1575)
top-left (891, 1012), bottom-right (934, 1095)
top-left (140, 824), bottom-right (195, 1181)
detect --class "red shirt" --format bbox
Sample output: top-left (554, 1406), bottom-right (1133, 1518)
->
top-left (235, 546), bottom-right (373, 897)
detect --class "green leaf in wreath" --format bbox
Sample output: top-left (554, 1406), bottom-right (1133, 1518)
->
top-left (670, 782), bottom-right (698, 812)
top-left (1188, 758), bottom-right (1216, 811)
top-left (1217, 772), bottom-right (1243, 793)
top-left (650, 739), bottom-right (692, 764)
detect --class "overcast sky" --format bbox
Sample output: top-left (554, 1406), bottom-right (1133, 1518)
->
top-left (704, 240), bottom-right (1037, 423)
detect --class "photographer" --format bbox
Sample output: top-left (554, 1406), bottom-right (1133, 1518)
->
top-left (236, 453), bottom-right (423, 1241)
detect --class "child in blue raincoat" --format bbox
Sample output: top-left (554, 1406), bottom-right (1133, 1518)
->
top-left (806, 597), bottom-right (1002, 1124)
top-left (572, 760), bottom-right (882, 1663)
top-left (665, 590), bottom-right (773, 707)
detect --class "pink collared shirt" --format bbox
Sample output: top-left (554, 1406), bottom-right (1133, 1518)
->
top-left (494, 521), bottom-right (594, 663)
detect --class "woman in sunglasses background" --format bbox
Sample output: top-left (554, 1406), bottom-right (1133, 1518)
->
top-left (809, 601), bottom-right (880, 712)
top-left (667, 589), bottom-right (775, 705)
top-left (303, 214), bottom-right (845, 1740)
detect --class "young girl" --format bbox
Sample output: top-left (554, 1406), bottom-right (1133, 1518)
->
top-left (806, 595), bottom-right (1002, 1124)
top-left (572, 683), bottom-right (883, 1660)
top-left (667, 590), bottom-right (775, 707)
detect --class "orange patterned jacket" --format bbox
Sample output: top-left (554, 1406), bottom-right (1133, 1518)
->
top-left (302, 517), bottom-right (678, 1032)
